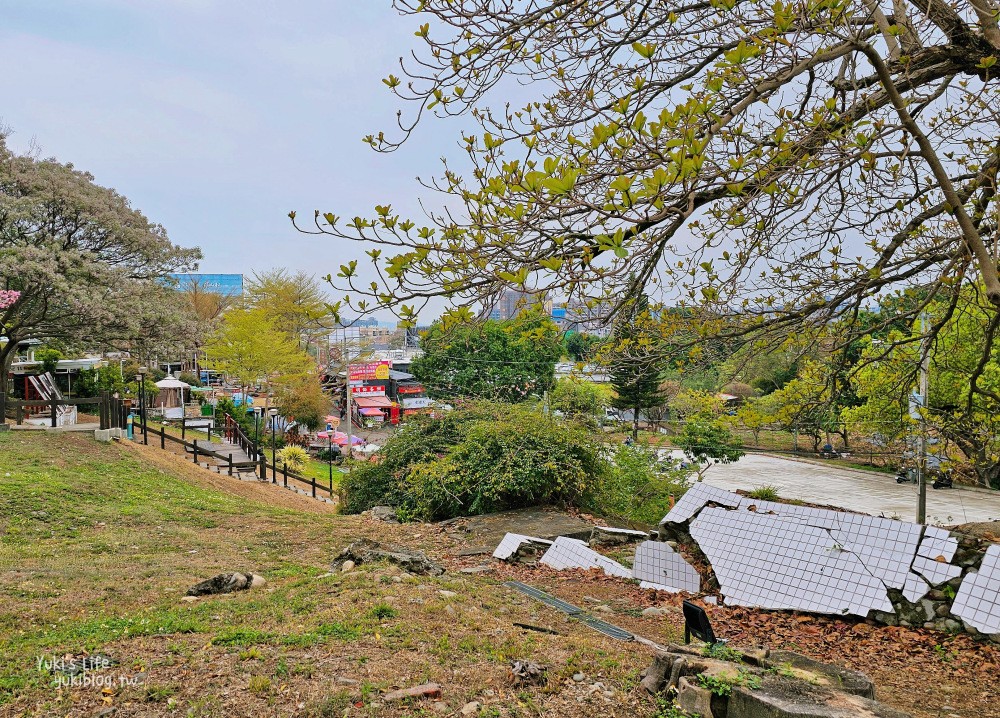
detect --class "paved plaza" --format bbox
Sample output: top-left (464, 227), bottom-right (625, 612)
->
top-left (701, 453), bottom-right (1000, 526)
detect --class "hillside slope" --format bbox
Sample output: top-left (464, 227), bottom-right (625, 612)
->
top-left (0, 432), bottom-right (653, 717)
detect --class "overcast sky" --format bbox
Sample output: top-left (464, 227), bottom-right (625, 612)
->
top-left (0, 1), bottom-right (468, 320)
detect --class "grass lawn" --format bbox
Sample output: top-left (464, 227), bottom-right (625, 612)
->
top-left (0, 431), bottom-right (655, 717)
top-left (302, 458), bottom-right (344, 487)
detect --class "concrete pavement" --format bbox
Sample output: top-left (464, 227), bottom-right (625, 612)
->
top-left (700, 453), bottom-right (1000, 526)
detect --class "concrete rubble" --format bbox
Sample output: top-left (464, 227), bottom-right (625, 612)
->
top-left (641, 647), bottom-right (911, 718)
top-left (186, 572), bottom-right (266, 596)
top-left (332, 538), bottom-right (445, 576)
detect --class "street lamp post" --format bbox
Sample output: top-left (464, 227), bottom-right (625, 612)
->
top-left (328, 424), bottom-right (334, 494)
top-left (269, 408), bottom-right (279, 482)
top-left (137, 366), bottom-right (148, 445)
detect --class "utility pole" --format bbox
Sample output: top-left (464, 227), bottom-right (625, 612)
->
top-left (342, 327), bottom-right (354, 474)
top-left (916, 313), bottom-right (930, 524)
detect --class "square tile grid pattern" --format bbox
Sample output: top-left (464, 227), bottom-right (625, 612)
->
top-left (661, 482), bottom-right (740, 524)
top-left (952, 545), bottom-right (1000, 634)
top-left (540, 536), bottom-right (633, 579)
top-left (690, 507), bottom-right (895, 616)
top-left (902, 572), bottom-right (932, 603)
top-left (492, 533), bottom-right (553, 560)
top-left (916, 526), bottom-right (958, 562)
top-left (632, 540), bottom-right (701, 593)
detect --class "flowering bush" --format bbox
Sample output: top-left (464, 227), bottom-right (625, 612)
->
top-left (0, 290), bottom-right (20, 310)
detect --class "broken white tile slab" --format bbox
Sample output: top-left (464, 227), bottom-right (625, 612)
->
top-left (916, 528), bottom-right (958, 563)
top-left (492, 533), bottom-right (553, 561)
top-left (902, 572), bottom-right (932, 603)
top-left (911, 554), bottom-right (963, 586)
top-left (690, 507), bottom-right (893, 617)
top-left (632, 540), bottom-right (700, 593)
top-left (594, 526), bottom-right (650, 538)
top-left (540, 536), bottom-right (632, 578)
top-left (661, 482), bottom-right (740, 524)
top-left (952, 545), bottom-right (1000, 635)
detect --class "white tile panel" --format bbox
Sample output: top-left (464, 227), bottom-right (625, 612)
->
top-left (828, 517), bottom-right (923, 589)
top-left (596, 526), bottom-right (650, 538)
top-left (690, 507), bottom-right (893, 617)
top-left (661, 482), bottom-right (739, 524)
top-left (916, 528), bottom-right (958, 563)
top-left (540, 536), bottom-right (632, 578)
top-left (952, 545), bottom-right (1000, 635)
top-left (912, 554), bottom-right (963, 586)
top-left (493, 533), bottom-right (553, 560)
top-left (902, 572), bottom-right (932, 603)
top-left (632, 540), bottom-right (701, 593)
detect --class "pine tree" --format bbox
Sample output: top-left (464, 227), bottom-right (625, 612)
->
top-left (609, 293), bottom-right (664, 440)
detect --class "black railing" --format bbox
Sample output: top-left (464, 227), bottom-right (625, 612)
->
top-left (223, 414), bottom-right (258, 462)
top-left (130, 417), bottom-right (334, 500)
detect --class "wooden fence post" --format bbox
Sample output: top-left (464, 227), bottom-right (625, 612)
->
top-left (228, 454), bottom-right (233, 476)
top-left (192, 439), bottom-right (199, 465)
top-left (311, 476), bottom-right (316, 498)
top-left (160, 425), bottom-right (165, 450)
top-left (282, 465), bottom-right (287, 488)
top-left (50, 395), bottom-right (58, 428)
top-left (181, 419), bottom-right (186, 441)
top-left (259, 454), bottom-right (266, 480)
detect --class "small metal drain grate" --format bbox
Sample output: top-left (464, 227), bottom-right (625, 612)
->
top-left (503, 581), bottom-right (635, 641)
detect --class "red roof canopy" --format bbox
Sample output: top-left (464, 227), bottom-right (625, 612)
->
top-left (354, 395), bottom-right (393, 408)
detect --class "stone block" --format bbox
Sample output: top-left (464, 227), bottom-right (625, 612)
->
top-left (676, 676), bottom-right (716, 718)
top-left (94, 429), bottom-right (112, 442)
top-left (728, 678), bottom-right (912, 718)
top-left (766, 651), bottom-right (873, 699)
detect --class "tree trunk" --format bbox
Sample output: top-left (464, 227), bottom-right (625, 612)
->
top-left (0, 344), bottom-right (14, 423)
top-left (633, 405), bottom-right (639, 440)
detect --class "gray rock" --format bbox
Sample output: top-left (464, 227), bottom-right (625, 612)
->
top-left (572, 673), bottom-right (586, 682)
top-left (369, 506), bottom-right (400, 523)
top-left (642, 607), bottom-right (669, 618)
top-left (459, 565), bottom-right (492, 574)
top-left (186, 572), bottom-right (256, 596)
top-left (331, 539), bottom-right (444, 576)
top-left (459, 701), bottom-right (481, 716)
top-left (341, 560), bottom-right (356, 573)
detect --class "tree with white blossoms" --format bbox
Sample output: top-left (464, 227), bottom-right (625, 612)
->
top-left (294, 0), bottom-right (1000, 395)
top-left (0, 135), bottom-right (200, 411)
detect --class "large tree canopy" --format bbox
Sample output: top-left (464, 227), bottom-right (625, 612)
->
top-left (410, 309), bottom-right (562, 402)
top-left (297, 0), bottom-right (1000, 368)
top-left (0, 136), bottom-right (199, 397)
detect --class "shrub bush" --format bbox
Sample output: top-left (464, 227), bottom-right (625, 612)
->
top-left (276, 446), bottom-right (308, 473)
top-left (585, 445), bottom-right (692, 525)
top-left (340, 402), bottom-right (604, 520)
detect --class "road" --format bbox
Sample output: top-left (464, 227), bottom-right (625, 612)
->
top-left (699, 453), bottom-right (1000, 526)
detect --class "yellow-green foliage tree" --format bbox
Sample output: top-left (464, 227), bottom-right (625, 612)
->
top-left (203, 307), bottom-right (314, 395)
top-left (846, 288), bottom-right (1000, 487)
